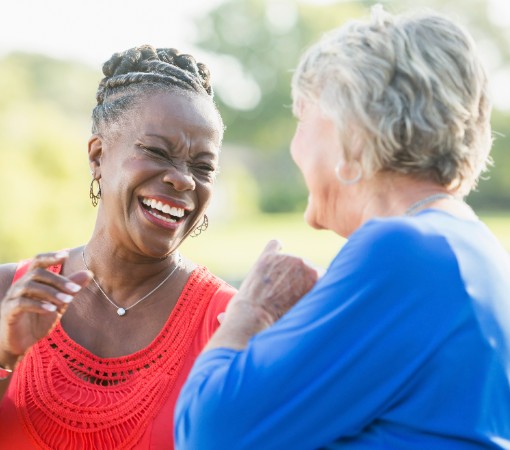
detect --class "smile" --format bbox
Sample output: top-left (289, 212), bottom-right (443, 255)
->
top-left (141, 197), bottom-right (187, 224)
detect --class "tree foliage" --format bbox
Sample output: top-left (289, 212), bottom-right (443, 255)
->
top-left (0, 0), bottom-right (508, 266)
top-left (196, 0), bottom-right (510, 212)
top-left (196, 0), bottom-right (369, 211)
top-left (0, 52), bottom-right (98, 262)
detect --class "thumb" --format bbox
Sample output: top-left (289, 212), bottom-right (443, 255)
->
top-left (261, 239), bottom-right (282, 256)
top-left (68, 270), bottom-right (94, 288)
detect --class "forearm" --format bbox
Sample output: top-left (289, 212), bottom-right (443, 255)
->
top-left (0, 349), bottom-right (20, 401)
top-left (203, 239), bottom-right (317, 354)
top-left (0, 375), bottom-right (12, 401)
top-left (203, 301), bottom-right (274, 352)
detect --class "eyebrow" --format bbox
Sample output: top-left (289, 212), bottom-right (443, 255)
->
top-left (141, 133), bottom-right (174, 146)
top-left (140, 134), bottom-right (218, 159)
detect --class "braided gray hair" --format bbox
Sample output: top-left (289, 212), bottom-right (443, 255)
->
top-left (92, 45), bottom-right (218, 135)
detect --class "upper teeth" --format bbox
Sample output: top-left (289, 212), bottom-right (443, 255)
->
top-left (142, 198), bottom-right (185, 218)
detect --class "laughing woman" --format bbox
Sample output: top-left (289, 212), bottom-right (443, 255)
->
top-left (0, 45), bottom-right (314, 450)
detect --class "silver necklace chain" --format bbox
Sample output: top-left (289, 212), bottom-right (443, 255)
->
top-left (81, 250), bottom-right (182, 316)
top-left (404, 193), bottom-right (453, 216)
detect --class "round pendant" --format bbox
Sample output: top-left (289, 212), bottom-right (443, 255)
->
top-left (117, 308), bottom-right (126, 316)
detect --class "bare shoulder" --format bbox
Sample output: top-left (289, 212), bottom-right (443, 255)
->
top-left (0, 263), bottom-right (18, 299)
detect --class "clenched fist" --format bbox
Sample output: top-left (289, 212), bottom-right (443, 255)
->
top-left (234, 240), bottom-right (319, 324)
top-left (206, 240), bottom-right (320, 351)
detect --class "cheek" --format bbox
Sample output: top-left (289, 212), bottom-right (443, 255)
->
top-left (196, 181), bottom-right (214, 209)
top-left (289, 136), bottom-right (299, 168)
top-left (290, 125), bottom-right (307, 164)
top-left (303, 195), bottom-right (325, 230)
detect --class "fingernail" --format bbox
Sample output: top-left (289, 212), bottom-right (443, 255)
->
top-left (41, 303), bottom-right (57, 312)
top-left (217, 312), bottom-right (225, 323)
top-left (55, 251), bottom-right (69, 259)
top-left (56, 293), bottom-right (73, 303)
top-left (66, 282), bottom-right (81, 293)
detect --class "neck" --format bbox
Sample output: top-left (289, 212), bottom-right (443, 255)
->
top-left (82, 238), bottom-right (182, 308)
top-left (335, 174), bottom-right (474, 237)
top-left (364, 176), bottom-right (455, 217)
top-left (404, 192), bottom-right (454, 216)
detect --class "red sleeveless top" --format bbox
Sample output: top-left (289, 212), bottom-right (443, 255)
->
top-left (0, 260), bottom-right (235, 449)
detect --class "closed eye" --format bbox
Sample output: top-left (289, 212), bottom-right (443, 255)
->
top-left (137, 144), bottom-right (168, 159)
top-left (192, 163), bottom-right (218, 178)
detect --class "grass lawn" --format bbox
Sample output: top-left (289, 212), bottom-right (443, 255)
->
top-left (181, 210), bottom-right (510, 285)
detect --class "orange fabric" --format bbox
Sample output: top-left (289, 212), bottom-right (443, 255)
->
top-left (0, 261), bottom-right (235, 449)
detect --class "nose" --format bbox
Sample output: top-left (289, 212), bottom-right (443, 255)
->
top-left (162, 165), bottom-right (196, 191)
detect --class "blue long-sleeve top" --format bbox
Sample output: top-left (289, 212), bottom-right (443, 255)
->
top-left (175, 210), bottom-right (510, 449)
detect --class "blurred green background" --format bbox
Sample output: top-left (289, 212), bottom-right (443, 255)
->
top-left (1, 0), bottom-right (509, 285)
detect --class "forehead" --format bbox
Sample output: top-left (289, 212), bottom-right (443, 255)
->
top-left (130, 90), bottom-right (223, 143)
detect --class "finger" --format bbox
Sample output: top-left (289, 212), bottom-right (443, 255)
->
top-left (68, 270), bottom-right (94, 288)
top-left (217, 312), bottom-right (225, 324)
top-left (19, 267), bottom-right (84, 296)
top-left (10, 280), bottom-right (76, 309)
top-left (7, 297), bottom-right (60, 315)
top-left (303, 260), bottom-right (326, 278)
top-left (261, 239), bottom-right (282, 256)
top-left (10, 270), bottom-right (92, 308)
top-left (28, 250), bottom-right (70, 270)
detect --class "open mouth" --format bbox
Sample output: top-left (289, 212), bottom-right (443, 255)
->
top-left (140, 198), bottom-right (188, 224)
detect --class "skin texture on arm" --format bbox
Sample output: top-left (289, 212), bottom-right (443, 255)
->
top-left (203, 240), bottom-right (319, 352)
top-left (0, 252), bottom-right (92, 401)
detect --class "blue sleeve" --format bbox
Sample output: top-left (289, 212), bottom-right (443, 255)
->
top-left (174, 219), bottom-right (469, 450)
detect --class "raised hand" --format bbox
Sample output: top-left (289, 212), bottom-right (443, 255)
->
top-left (206, 240), bottom-right (320, 352)
top-left (233, 240), bottom-right (319, 324)
top-left (0, 251), bottom-right (92, 370)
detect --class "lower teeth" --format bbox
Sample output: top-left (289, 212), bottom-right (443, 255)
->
top-left (149, 210), bottom-right (176, 223)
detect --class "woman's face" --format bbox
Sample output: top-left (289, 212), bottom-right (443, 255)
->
top-left (290, 101), bottom-right (342, 231)
top-left (90, 90), bottom-right (222, 258)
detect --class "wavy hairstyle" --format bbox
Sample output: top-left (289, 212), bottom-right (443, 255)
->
top-left (292, 5), bottom-right (492, 193)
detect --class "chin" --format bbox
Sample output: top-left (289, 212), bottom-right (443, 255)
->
top-left (304, 207), bottom-right (326, 231)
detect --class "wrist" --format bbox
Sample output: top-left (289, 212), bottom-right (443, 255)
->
top-left (204, 301), bottom-right (274, 352)
top-left (0, 366), bottom-right (12, 381)
top-left (226, 301), bottom-right (274, 332)
top-left (0, 348), bottom-right (22, 373)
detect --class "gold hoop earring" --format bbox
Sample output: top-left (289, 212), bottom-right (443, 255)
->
top-left (335, 161), bottom-right (362, 185)
top-left (89, 178), bottom-right (101, 207)
top-left (190, 215), bottom-right (208, 238)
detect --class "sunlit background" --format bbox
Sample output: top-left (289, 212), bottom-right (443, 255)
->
top-left (1, 0), bottom-right (509, 284)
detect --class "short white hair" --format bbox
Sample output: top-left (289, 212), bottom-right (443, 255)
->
top-left (292, 5), bottom-right (492, 193)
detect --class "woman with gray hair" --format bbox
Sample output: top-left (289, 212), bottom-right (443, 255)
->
top-left (175, 6), bottom-right (510, 449)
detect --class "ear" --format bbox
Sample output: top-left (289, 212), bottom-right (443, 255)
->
top-left (88, 134), bottom-right (103, 179)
